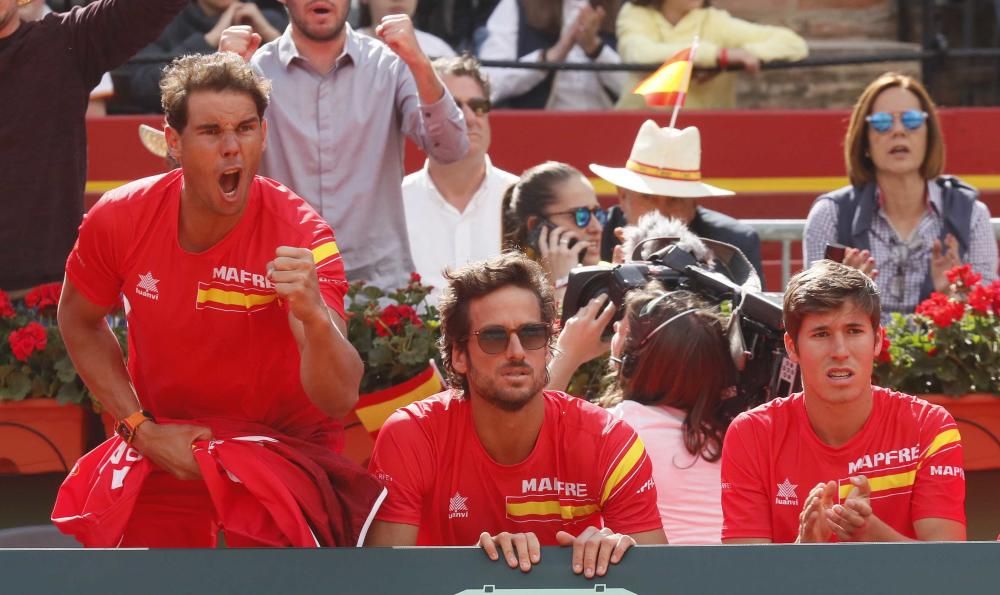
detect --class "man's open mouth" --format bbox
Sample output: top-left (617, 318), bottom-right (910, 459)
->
top-left (219, 168), bottom-right (241, 197)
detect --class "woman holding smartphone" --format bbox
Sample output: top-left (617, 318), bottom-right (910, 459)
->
top-left (502, 161), bottom-right (608, 300)
top-left (803, 72), bottom-right (997, 317)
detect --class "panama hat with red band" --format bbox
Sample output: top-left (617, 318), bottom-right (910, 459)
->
top-left (590, 120), bottom-right (734, 199)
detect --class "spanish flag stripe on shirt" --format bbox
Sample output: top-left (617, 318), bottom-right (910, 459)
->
top-left (920, 429), bottom-right (962, 467)
top-left (196, 287), bottom-right (276, 309)
top-left (600, 437), bottom-right (646, 505)
top-left (836, 428), bottom-right (962, 500)
top-left (311, 241), bottom-right (340, 265)
top-left (838, 470), bottom-right (917, 501)
top-left (506, 501), bottom-right (600, 520)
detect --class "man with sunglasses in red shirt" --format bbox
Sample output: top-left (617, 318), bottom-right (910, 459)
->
top-left (402, 55), bottom-right (518, 304)
top-left (366, 252), bottom-right (666, 576)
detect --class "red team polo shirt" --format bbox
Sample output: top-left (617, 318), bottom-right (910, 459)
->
top-left (66, 171), bottom-right (348, 447)
top-left (370, 390), bottom-right (662, 545)
top-left (721, 386), bottom-right (965, 542)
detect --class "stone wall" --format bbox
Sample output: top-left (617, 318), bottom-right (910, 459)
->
top-left (708, 0), bottom-right (920, 108)
top-left (713, 0), bottom-right (897, 40)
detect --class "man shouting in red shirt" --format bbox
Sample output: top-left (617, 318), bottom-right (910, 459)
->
top-left (54, 53), bottom-right (380, 547)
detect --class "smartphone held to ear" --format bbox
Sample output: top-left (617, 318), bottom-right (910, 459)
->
top-left (824, 242), bottom-right (847, 263)
top-left (527, 220), bottom-right (587, 263)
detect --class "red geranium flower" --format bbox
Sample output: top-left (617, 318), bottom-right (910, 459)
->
top-left (24, 282), bottom-right (62, 312)
top-left (876, 334), bottom-right (892, 364)
top-left (0, 289), bottom-right (14, 319)
top-left (968, 284), bottom-right (994, 314)
top-left (372, 304), bottom-right (424, 337)
top-left (915, 293), bottom-right (965, 328)
top-left (988, 280), bottom-right (1000, 313)
top-left (945, 264), bottom-right (981, 288)
top-left (410, 272), bottom-right (421, 284)
top-left (8, 322), bottom-right (48, 362)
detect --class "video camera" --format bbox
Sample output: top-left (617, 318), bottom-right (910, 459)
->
top-left (561, 235), bottom-right (800, 413)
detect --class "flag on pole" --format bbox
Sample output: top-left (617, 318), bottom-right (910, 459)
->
top-left (633, 47), bottom-right (694, 108)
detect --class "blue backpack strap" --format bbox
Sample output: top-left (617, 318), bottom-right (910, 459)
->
top-left (814, 183), bottom-right (877, 251)
top-left (935, 176), bottom-right (976, 255)
top-left (918, 176), bottom-right (977, 300)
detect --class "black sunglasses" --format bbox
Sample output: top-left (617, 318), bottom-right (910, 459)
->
top-left (455, 97), bottom-right (491, 116)
top-left (543, 206), bottom-right (608, 228)
top-left (470, 323), bottom-right (550, 355)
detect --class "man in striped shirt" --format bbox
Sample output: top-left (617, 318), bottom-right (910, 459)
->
top-left (721, 260), bottom-right (966, 543)
top-left (366, 253), bottom-right (666, 575)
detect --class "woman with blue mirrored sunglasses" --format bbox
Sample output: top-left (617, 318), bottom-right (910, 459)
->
top-left (805, 73), bottom-right (997, 319)
top-left (864, 109), bottom-right (928, 133)
top-left (545, 206), bottom-right (609, 229)
top-left (503, 162), bottom-right (607, 302)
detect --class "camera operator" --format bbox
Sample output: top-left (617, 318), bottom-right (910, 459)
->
top-left (599, 284), bottom-right (738, 544)
top-left (547, 212), bottom-right (730, 395)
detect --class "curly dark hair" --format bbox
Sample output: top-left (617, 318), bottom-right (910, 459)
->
top-left (437, 252), bottom-right (557, 393)
top-left (160, 53), bottom-right (270, 133)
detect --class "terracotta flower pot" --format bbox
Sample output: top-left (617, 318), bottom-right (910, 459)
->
top-left (923, 394), bottom-right (1000, 471)
top-left (0, 399), bottom-right (87, 474)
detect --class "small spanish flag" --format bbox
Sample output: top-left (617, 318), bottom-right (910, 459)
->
top-left (633, 48), bottom-right (694, 107)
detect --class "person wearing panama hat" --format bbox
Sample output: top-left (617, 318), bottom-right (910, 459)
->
top-left (590, 120), bottom-right (763, 282)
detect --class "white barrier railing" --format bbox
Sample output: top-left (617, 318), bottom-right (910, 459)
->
top-left (744, 218), bottom-right (1000, 289)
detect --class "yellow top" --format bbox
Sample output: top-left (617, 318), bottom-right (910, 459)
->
top-left (615, 4), bottom-right (808, 109)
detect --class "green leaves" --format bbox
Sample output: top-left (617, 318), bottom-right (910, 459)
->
top-left (875, 287), bottom-right (1000, 396)
top-left (0, 368), bottom-right (30, 400)
top-left (56, 381), bottom-right (85, 405)
top-left (54, 356), bottom-right (77, 383)
top-left (346, 277), bottom-right (442, 394)
top-left (1, 289), bottom-right (128, 407)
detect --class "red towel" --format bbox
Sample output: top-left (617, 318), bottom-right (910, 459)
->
top-left (52, 419), bottom-right (385, 547)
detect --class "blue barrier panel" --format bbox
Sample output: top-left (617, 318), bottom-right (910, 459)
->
top-left (0, 543), bottom-right (998, 594)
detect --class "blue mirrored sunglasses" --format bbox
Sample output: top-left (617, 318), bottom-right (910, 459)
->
top-left (544, 206), bottom-right (608, 228)
top-left (865, 109), bottom-right (928, 133)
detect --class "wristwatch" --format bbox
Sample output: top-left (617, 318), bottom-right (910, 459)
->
top-left (115, 410), bottom-right (155, 444)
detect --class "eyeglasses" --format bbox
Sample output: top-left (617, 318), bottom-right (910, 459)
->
top-left (455, 97), bottom-right (491, 116)
top-left (470, 323), bottom-right (550, 354)
top-left (543, 206), bottom-right (608, 229)
top-left (865, 110), bottom-right (928, 133)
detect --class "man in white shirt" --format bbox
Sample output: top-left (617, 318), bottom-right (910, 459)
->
top-left (402, 55), bottom-right (518, 302)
